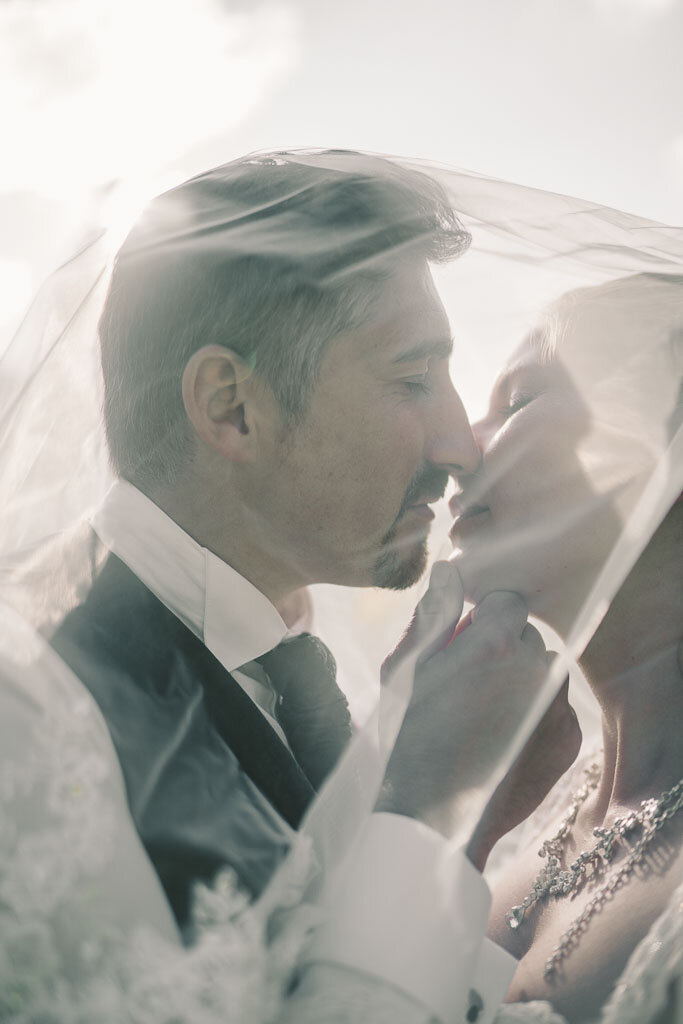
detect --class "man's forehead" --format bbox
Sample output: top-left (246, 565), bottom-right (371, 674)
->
top-left (364, 269), bottom-right (452, 359)
top-left (321, 261), bottom-right (453, 367)
top-left (352, 302), bottom-right (452, 365)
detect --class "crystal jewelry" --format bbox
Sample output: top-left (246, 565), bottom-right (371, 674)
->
top-left (506, 762), bottom-right (683, 979)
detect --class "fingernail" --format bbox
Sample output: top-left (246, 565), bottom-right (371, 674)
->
top-left (430, 560), bottom-right (451, 589)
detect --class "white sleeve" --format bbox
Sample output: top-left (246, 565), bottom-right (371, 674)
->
top-left (299, 813), bottom-right (517, 1024)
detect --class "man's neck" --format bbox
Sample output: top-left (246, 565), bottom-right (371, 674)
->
top-left (149, 476), bottom-right (309, 608)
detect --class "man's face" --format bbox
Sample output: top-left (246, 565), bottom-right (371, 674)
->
top-left (244, 262), bottom-right (480, 589)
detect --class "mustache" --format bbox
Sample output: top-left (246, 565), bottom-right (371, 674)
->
top-left (398, 464), bottom-right (450, 517)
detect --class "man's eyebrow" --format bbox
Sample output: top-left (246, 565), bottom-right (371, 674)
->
top-left (391, 337), bottom-right (454, 364)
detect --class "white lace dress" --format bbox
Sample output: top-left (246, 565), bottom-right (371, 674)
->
top-left (0, 609), bottom-right (280, 1024)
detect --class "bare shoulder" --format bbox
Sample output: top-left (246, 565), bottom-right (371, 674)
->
top-left (486, 813), bottom-right (565, 961)
top-left (488, 812), bottom-right (683, 1023)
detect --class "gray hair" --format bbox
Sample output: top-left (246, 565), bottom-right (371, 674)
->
top-left (99, 151), bottom-right (471, 490)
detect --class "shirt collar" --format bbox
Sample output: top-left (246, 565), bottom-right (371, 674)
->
top-left (91, 480), bottom-right (288, 672)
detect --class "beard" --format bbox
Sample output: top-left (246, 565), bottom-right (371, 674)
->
top-left (371, 464), bottom-right (449, 590)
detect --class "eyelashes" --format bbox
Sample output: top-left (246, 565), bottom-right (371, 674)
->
top-left (501, 391), bottom-right (535, 418)
top-left (402, 376), bottom-right (432, 396)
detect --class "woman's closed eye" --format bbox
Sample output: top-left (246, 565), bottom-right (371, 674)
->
top-left (501, 390), bottom-right (535, 418)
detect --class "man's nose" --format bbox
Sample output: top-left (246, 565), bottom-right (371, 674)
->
top-left (426, 386), bottom-right (481, 477)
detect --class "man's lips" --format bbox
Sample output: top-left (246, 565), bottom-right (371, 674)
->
top-left (405, 500), bottom-right (438, 520)
top-left (404, 491), bottom-right (445, 520)
top-left (406, 503), bottom-right (436, 520)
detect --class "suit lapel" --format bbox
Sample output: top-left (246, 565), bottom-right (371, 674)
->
top-left (59, 554), bottom-right (315, 829)
top-left (183, 632), bottom-right (315, 828)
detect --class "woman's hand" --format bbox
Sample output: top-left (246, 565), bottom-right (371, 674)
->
top-left (466, 675), bottom-right (582, 871)
top-left (378, 562), bottom-right (563, 840)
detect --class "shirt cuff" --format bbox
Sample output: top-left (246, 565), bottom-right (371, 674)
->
top-left (301, 812), bottom-right (494, 1024)
top-left (466, 938), bottom-right (518, 1024)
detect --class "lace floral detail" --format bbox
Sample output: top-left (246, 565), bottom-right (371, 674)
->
top-left (2, 614), bottom-right (679, 1024)
top-left (278, 965), bottom-right (436, 1024)
top-left (493, 1004), bottom-right (568, 1024)
top-left (0, 704), bottom-right (117, 922)
top-left (0, 880), bottom-right (275, 1024)
top-left (0, 614), bottom-right (434, 1024)
top-left (0, 613), bottom-right (285, 1023)
top-left (600, 878), bottom-right (683, 1024)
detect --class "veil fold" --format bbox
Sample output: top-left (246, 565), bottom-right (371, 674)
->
top-left (0, 150), bottom-right (681, 1020)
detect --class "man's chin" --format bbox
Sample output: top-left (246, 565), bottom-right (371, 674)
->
top-left (371, 537), bottom-right (429, 591)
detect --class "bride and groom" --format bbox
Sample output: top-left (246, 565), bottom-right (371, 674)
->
top-left (25, 151), bottom-right (683, 1022)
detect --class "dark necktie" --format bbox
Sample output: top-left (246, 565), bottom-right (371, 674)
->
top-left (257, 633), bottom-right (352, 790)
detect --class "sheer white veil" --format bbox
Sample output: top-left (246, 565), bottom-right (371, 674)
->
top-left (0, 150), bottom-right (681, 1019)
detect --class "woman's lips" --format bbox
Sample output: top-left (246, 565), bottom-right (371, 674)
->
top-left (449, 504), bottom-right (491, 543)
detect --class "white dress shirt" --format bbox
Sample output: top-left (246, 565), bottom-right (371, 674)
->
top-left (91, 479), bottom-right (517, 1024)
top-left (92, 479), bottom-right (293, 746)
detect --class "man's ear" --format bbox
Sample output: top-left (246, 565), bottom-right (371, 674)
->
top-left (182, 345), bottom-right (259, 462)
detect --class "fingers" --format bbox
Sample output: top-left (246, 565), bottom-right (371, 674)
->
top-left (442, 607), bottom-right (473, 648)
top-left (471, 590), bottom-right (528, 638)
top-left (409, 561), bottom-right (465, 663)
top-left (520, 622), bottom-right (546, 657)
top-left (466, 591), bottom-right (529, 660)
top-left (383, 561), bottom-right (464, 681)
top-left (447, 594), bottom-right (555, 706)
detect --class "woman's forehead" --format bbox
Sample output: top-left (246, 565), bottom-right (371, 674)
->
top-left (499, 329), bottom-right (550, 379)
top-left (501, 274), bottom-right (681, 386)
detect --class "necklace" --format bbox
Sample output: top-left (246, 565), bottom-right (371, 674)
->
top-left (506, 763), bottom-right (683, 980)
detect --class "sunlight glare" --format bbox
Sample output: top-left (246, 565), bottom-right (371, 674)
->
top-left (0, 0), bottom-right (298, 197)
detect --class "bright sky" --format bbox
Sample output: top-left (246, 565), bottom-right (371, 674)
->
top-left (1, 0), bottom-right (682, 349)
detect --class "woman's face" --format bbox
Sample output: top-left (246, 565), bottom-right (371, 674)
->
top-left (449, 331), bottom-right (622, 636)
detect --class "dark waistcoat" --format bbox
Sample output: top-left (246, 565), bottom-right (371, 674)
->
top-left (50, 554), bottom-right (315, 929)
